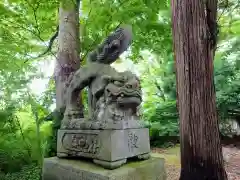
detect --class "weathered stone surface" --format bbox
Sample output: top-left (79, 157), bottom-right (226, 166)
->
top-left (42, 156), bottom-right (166, 180)
top-left (61, 64), bottom-right (144, 130)
top-left (60, 25), bottom-right (140, 130)
top-left (57, 128), bottom-right (151, 169)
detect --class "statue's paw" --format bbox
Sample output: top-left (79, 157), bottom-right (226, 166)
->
top-left (68, 118), bottom-right (85, 129)
top-left (80, 121), bottom-right (92, 129)
top-left (60, 119), bottom-right (70, 129)
top-left (138, 120), bottom-right (147, 128)
top-left (91, 122), bottom-right (100, 129)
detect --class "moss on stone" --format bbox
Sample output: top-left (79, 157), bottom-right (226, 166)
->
top-left (42, 157), bottom-right (166, 180)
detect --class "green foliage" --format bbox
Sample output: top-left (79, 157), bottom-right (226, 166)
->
top-left (80, 0), bottom-right (171, 62)
top-left (140, 0), bottom-right (240, 143)
top-left (0, 0), bottom-right (239, 177)
top-left (0, 102), bottom-right (51, 177)
top-left (45, 108), bottom-right (64, 157)
top-left (0, 164), bottom-right (41, 180)
top-left (0, 106), bottom-right (30, 173)
top-left (214, 38), bottom-right (240, 136)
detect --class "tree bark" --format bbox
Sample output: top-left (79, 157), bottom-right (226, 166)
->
top-left (54, 0), bottom-right (84, 116)
top-left (171, 0), bottom-right (228, 179)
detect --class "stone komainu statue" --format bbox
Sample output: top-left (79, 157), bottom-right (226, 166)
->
top-left (61, 24), bottom-right (144, 130)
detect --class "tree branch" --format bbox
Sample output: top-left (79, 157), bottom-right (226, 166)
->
top-left (35, 26), bottom-right (59, 58)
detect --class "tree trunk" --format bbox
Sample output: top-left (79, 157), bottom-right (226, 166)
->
top-left (54, 0), bottom-right (84, 116)
top-left (171, 0), bottom-right (228, 179)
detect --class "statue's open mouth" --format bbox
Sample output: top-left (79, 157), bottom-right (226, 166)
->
top-left (107, 90), bottom-right (142, 107)
top-left (117, 96), bottom-right (142, 108)
top-left (104, 80), bottom-right (142, 108)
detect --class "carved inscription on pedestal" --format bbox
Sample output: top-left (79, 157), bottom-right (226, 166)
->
top-left (127, 131), bottom-right (139, 152)
top-left (62, 133), bottom-right (101, 155)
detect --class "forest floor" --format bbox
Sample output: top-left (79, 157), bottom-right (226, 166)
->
top-left (151, 145), bottom-right (240, 180)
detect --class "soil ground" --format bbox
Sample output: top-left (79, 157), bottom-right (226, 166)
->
top-left (151, 145), bottom-right (240, 180)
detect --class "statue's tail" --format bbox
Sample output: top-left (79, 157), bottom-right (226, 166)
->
top-left (87, 24), bottom-right (133, 64)
top-left (86, 24), bottom-right (133, 119)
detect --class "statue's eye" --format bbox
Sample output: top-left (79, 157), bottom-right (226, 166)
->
top-left (114, 81), bottom-right (122, 86)
top-left (125, 84), bottom-right (132, 88)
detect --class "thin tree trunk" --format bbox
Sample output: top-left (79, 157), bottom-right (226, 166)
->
top-left (171, 0), bottom-right (228, 179)
top-left (54, 0), bottom-right (83, 116)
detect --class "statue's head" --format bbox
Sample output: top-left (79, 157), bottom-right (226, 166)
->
top-left (88, 24), bottom-right (133, 64)
top-left (92, 71), bottom-right (142, 122)
top-left (104, 72), bottom-right (142, 109)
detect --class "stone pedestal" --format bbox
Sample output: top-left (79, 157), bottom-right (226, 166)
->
top-left (57, 128), bottom-right (151, 169)
top-left (42, 156), bottom-right (166, 180)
